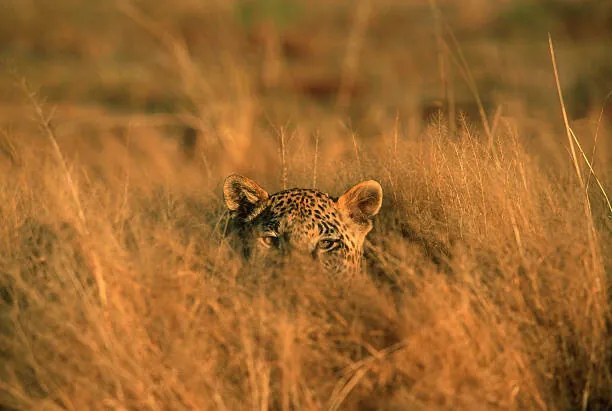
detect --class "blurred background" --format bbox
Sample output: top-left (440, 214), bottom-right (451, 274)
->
top-left (0, 0), bottom-right (611, 176)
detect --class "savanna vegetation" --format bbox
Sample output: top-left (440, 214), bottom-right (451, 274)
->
top-left (0, 0), bottom-right (610, 409)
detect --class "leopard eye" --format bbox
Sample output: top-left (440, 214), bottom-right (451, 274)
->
top-left (259, 233), bottom-right (279, 248)
top-left (317, 238), bottom-right (340, 252)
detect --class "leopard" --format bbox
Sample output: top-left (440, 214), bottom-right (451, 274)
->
top-left (223, 174), bottom-right (383, 276)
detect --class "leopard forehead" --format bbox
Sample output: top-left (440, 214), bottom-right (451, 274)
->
top-left (257, 188), bottom-right (343, 233)
top-left (269, 189), bottom-right (337, 215)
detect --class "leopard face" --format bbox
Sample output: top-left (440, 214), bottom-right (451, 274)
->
top-left (223, 175), bottom-right (383, 276)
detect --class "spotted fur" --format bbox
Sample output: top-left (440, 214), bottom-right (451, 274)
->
top-left (223, 175), bottom-right (383, 276)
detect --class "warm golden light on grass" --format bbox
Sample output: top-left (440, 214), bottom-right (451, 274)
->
top-left (0, 1), bottom-right (610, 410)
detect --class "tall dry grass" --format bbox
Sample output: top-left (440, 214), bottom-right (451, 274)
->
top-left (1, 1), bottom-right (611, 410)
top-left (0, 99), bottom-right (609, 410)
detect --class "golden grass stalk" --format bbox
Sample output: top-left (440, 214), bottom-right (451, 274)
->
top-left (118, 0), bottom-right (255, 169)
top-left (548, 34), bottom-right (583, 183)
top-left (428, 0), bottom-right (502, 169)
top-left (548, 34), bottom-right (611, 216)
top-left (336, 0), bottom-right (371, 110)
top-left (429, 0), bottom-right (456, 136)
top-left (312, 131), bottom-right (320, 188)
top-left (279, 126), bottom-right (288, 189)
top-left (20, 79), bottom-right (107, 307)
top-left (327, 341), bottom-right (407, 411)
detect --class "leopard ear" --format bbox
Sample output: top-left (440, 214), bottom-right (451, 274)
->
top-left (223, 174), bottom-right (269, 220)
top-left (337, 180), bottom-right (383, 226)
